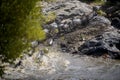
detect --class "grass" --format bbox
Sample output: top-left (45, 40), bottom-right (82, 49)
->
top-left (43, 12), bottom-right (56, 24)
top-left (81, 0), bottom-right (106, 6)
top-left (91, 1), bottom-right (106, 6)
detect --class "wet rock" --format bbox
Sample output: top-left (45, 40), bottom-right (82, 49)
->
top-left (111, 17), bottom-right (120, 29)
top-left (14, 60), bottom-right (22, 68)
top-left (60, 43), bottom-right (69, 52)
top-left (47, 38), bottom-right (54, 46)
top-left (78, 30), bottom-right (120, 59)
top-left (103, 1), bottom-right (120, 29)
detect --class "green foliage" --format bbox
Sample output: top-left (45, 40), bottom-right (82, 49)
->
top-left (0, 0), bottom-right (49, 76)
top-left (25, 6), bottom-right (46, 41)
top-left (93, 0), bottom-right (106, 5)
top-left (43, 12), bottom-right (56, 24)
top-left (97, 10), bottom-right (106, 16)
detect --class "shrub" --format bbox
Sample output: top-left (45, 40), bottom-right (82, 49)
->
top-left (0, 0), bottom-right (49, 76)
top-left (97, 10), bottom-right (106, 16)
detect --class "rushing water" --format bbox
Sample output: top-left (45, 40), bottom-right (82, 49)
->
top-left (3, 46), bottom-right (120, 80)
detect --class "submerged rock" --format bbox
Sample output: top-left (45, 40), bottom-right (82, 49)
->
top-left (78, 30), bottom-right (120, 59)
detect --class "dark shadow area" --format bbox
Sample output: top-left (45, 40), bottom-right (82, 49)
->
top-left (80, 0), bottom-right (97, 4)
top-left (116, 40), bottom-right (120, 50)
top-left (84, 48), bottom-right (108, 57)
top-left (102, 0), bottom-right (120, 29)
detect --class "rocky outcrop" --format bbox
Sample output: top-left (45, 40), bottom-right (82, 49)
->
top-left (71, 1), bottom-right (120, 59)
top-left (42, 0), bottom-right (111, 39)
top-left (41, 0), bottom-right (120, 59)
top-left (42, 0), bottom-right (92, 37)
top-left (57, 22), bottom-right (111, 53)
top-left (78, 30), bottom-right (120, 59)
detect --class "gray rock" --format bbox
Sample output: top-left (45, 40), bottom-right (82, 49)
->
top-left (31, 41), bottom-right (38, 48)
top-left (48, 38), bottom-right (54, 46)
top-left (93, 6), bottom-right (101, 11)
top-left (73, 18), bottom-right (82, 28)
top-left (78, 30), bottom-right (120, 59)
top-left (50, 22), bottom-right (58, 28)
top-left (89, 16), bottom-right (111, 27)
top-left (36, 50), bottom-right (44, 59)
top-left (73, 18), bottom-right (81, 24)
top-left (43, 29), bottom-right (49, 33)
top-left (42, 0), bottom-right (118, 59)
top-left (42, 0), bottom-right (95, 35)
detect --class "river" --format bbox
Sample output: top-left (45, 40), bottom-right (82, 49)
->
top-left (3, 46), bottom-right (120, 80)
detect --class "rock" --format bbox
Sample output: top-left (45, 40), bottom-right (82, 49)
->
top-left (103, 1), bottom-right (120, 29)
top-left (73, 18), bottom-right (82, 28)
top-left (93, 6), bottom-right (101, 11)
top-left (78, 30), bottom-right (120, 59)
top-left (42, 0), bottom-right (95, 36)
top-left (42, 0), bottom-right (119, 59)
top-left (14, 60), bottom-right (22, 68)
top-left (111, 17), bottom-right (120, 29)
top-left (50, 22), bottom-right (58, 28)
top-left (31, 41), bottom-right (39, 48)
top-left (36, 50), bottom-right (44, 59)
top-left (89, 16), bottom-right (111, 27)
top-left (73, 18), bottom-right (81, 24)
top-left (48, 38), bottom-right (54, 46)
top-left (59, 42), bottom-right (70, 52)
top-left (43, 29), bottom-right (49, 33)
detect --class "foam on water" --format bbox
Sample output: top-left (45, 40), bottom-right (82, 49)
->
top-left (4, 48), bottom-right (120, 80)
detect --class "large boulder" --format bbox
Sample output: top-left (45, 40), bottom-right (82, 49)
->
top-left (42, 0), bottom-right (112, 37)
top-left (42, 0), bottom-right (119, 60)
top-left (78, 30), bottom-right (120, 59)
